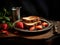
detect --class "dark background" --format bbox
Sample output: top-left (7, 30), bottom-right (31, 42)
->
top-left (0, 0), bottom-right (59, 20)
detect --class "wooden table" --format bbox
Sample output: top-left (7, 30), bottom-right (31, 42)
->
top-left (0, 20), bottom-right (60, 45)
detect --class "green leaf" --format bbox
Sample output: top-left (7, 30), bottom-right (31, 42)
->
top-left (4, 16), bottom-right (10, 21)
top-left (7, 22), bottom-right (12, 28)
top-left (3, 8), bottom-right (7, 12)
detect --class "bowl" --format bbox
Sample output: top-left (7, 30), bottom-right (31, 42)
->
top-left (12, 19), bottom-right (53, 35)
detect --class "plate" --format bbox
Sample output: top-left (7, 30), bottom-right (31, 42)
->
top-left (13, 19), bottom-right (53, 33)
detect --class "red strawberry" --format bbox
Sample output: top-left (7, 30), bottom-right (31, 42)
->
top-left (1, 23), bottom-right (8, 29)
top-left (16, 22), bottom-right (24, 29)
top-left (36, 25), bottom-right (43, 30)
top-left (29, 26), bottom-right (35, 31)
top-left (42, 22), bottom-right (48, 27)
top-left (1, 30), bottom-right (9, 35)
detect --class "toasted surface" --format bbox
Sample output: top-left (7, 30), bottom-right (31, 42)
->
top-left (22, 16), bottom-right (40, 21)
top-left (22, 16), bottom-right (40, 26)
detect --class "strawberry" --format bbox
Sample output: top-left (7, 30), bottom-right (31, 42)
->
top-left (1, 23), bottom-right (8, 29)
top-left (1, 30), bottom-right (7, 33)
top-left (36, 25), bottom-right (43, 30)
top-left (1, 29), bottom-right (9, 35)
top-left (42, 22), bottom-right (48, 27)
top-left (29, 26), bottom-right (35, 31)
top-left (16, 22), bottom-right (24, 29)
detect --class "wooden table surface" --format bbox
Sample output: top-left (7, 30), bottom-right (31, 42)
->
top-left (0, 20), bottom-right (60, 45)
